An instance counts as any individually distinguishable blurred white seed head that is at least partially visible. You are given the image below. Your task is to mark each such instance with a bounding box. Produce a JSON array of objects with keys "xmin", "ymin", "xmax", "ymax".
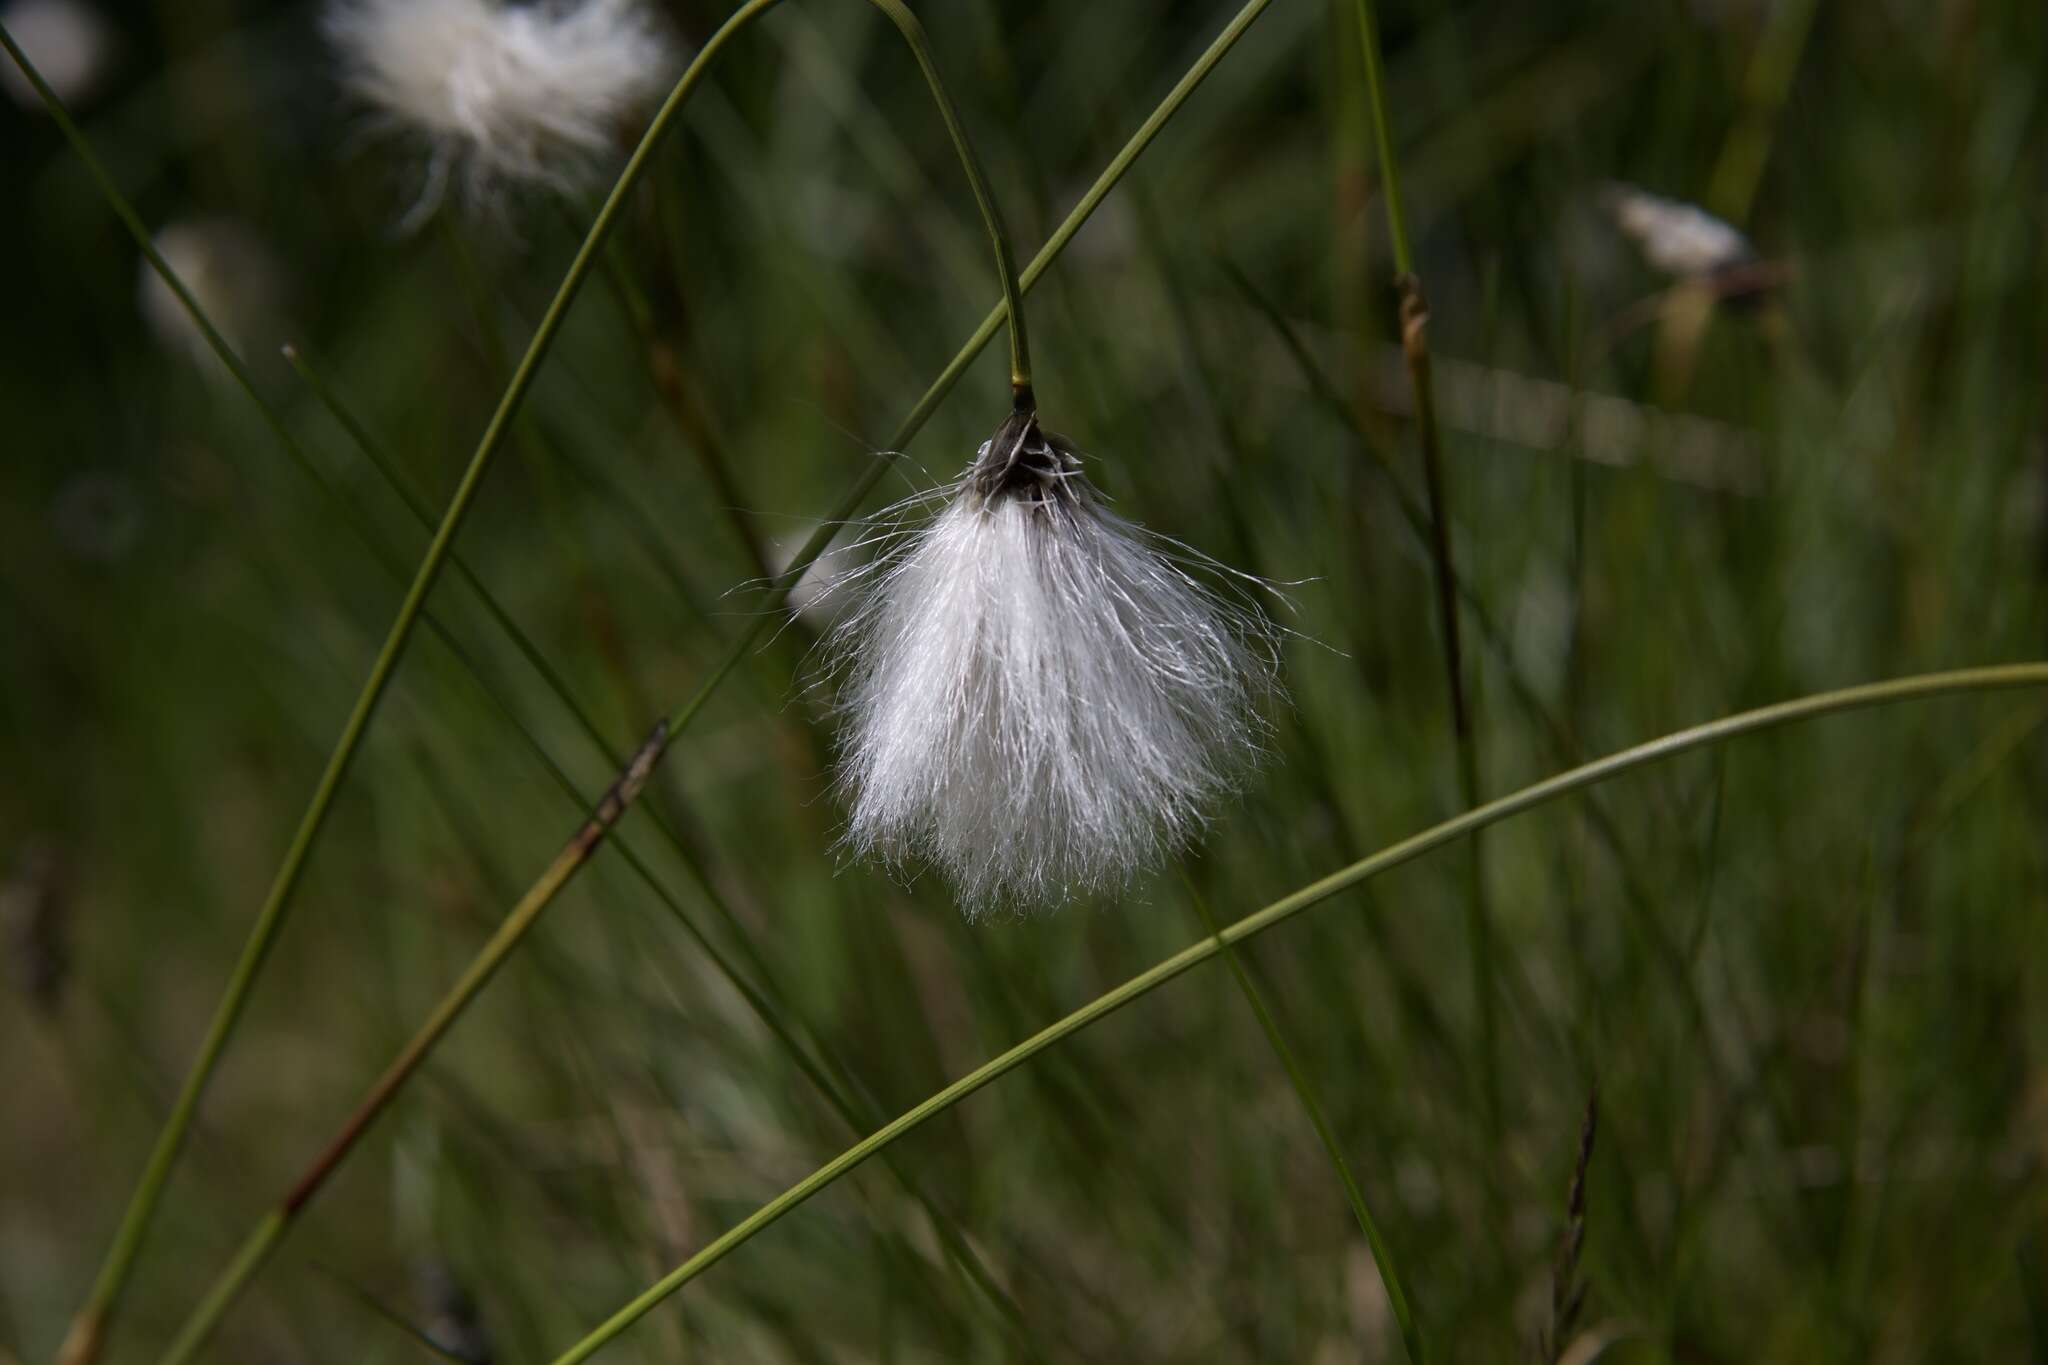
[
  {"xmin": 773, "ymin": 523, "xmax": 865, "ymax": 632},
  {"xmin": 324, "ymin": 0, "xmax": 678, "ymax": 223},
  {"xmin": 136, "ymin": 217, "xmax": 288, "ymax": 377},
  {"xmin": 827, "ymin": 412, "xmax": 1280, "ymax": 914},
  {"xmin": 0, "ymin": 0, "xmax": 115, "ymax": 111},
  {"xmin": 1602, "ymin": 183, "xmax": 1754, "ymax": 279}
]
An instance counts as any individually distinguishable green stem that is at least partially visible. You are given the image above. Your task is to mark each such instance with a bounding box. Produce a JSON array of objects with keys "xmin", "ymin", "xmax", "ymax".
[
  {"xmin": 1348, "ymin": 0, "xmax": 1497, "ymax": 1138},
  {"xmin": 12, "ymin": 2, "xmax": 789, "ymax": 1355},
  {"xmin": 156, "ymin": 1214, "xmax": 287, "ymax": 1365},
  {"xmin": 1704, "ymin": 0, "xmax": 1821, "ymax": 225},
  {"xmin": 547, "ymin": 663, "xmax": 2048, "ymax": 1363},
  {"xmin": 1185, "ymin": 878, "xmax": 1425, "ymax": 1363},
  {"xmin": 1350, "ymin": 0, "xmax": 1411, "ymax": 274},
  {"xmin": 864, "ymin": 0, "xmax": 1033, "ymax": 400}
]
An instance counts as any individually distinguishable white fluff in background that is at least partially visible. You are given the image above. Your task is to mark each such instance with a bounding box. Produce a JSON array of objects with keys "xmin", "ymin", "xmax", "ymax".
[
  {"xmin": 1602, "ymin": 183, "xmax": 1754, "ymax": 279},
  {"xmin": 137, "ymin": 217, "xmax": 288, "ymax": 376},
  {"xmin": 324, "ymin": 0, "xmax": 676, "ymax": 221},
  {"xmin": 0, "ymin": 0, "xmax": 115, "ymax": 110},
  {"xmin": 773, "ymin": 523, "xmax": 866, "ymax": 631},
  {"xmin": 828, "ymin": 417, "xmax": 1280, "ymax": 914}
]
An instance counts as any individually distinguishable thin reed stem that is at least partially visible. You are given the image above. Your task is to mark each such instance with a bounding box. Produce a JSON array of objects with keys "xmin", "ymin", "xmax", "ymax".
[
  {"xmin": 145, "ymin": 2, "xmax": 1278, "ymax": 1354},
  {"xmin": 556, "ymin": 192, "xmax": 780, "ymax": 583},
  {"xmin": 666, "ymin": 0, "xmax": 1277, "ymax": 736},
  {"xmin": 864, "ymin": 0, "xmax": 1033, "ymax": 400},
  {"xmin": 1185, "ymin": 878, "xmax": 1425, "ymax": 1364},
  {"xmin": 1348, "ymin": 0, "xmax": 1498, "ymax": 1138},
  {"xmin": 545, "ymin": 662, "xmax": 2048, "ymax": 1362},
  {"xmin": 1349, "ymin": 0, "xmax": 1411, "ymax": 276}
]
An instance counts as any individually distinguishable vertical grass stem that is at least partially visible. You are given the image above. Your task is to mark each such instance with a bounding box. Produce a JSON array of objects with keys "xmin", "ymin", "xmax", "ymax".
[{"xmin": 1350, "ymin": 0, "xmax": 1498, "ymax": 1136}]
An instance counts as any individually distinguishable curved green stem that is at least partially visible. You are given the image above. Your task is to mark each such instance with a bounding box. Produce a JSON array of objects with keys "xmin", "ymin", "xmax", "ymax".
[
  {"xmin": 865, "ymin": 0, "xmax": 1032, "ymax": 400},
  {"xmin": 1349, "ymin": 0, "xmax": 1495, "ymax": 1136},
  {"xmin": 548, "ymin": 663, "xmax": 2048, "ymax": 1363},
  {"xmin": 1351, "ymin": 0, "xmax": 1412, "ymax": 273}
]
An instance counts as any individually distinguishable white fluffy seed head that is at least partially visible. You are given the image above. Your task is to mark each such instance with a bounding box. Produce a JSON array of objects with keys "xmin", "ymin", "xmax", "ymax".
[
  {"xmin": 1602, "ymin": 183, "xmax": 1754, "ymax": 279},
  {"xmin": 324, "ymin": 0, "xmax": 677, "ymax": 223},
  {"xmin": 826, "ymin": 413, "xmax": 1281, "ymax": 915}
]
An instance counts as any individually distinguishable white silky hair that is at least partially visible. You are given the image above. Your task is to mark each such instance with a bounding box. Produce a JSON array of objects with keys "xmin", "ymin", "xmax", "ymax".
[
  {"xmin": 324, "ymin": 0, "xmax": 676, "ymax": 223},
  {"xmin": 827, "ymin": 420, "xmax": 1280, "ymax": 914}
]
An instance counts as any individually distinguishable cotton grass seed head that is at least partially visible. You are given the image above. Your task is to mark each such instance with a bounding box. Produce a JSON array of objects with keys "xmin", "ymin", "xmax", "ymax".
[
  {"xmin": 324, "ymin": 0, "xmax": 677, "ymax": 224},
  {"xmin": 828, "ymin": 409, "xmax": 1282, "ymax": 915},
  {"xmin": 1601, "ymin": 183, "xmax": 1754, "ymax": 280}
]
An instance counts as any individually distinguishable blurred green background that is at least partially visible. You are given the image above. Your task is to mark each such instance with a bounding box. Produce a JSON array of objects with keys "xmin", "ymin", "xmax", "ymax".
[{"xmin": 5, "ymin": 0, "xmax": 2048, "ymax": 1359}]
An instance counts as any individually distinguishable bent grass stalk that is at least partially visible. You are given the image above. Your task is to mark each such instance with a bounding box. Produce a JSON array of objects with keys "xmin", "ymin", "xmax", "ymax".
[
  {"xmin": 1349, "ymin": 0, "xmax": 1499, "ymax": 1139},
  {"xmin": 1185, "ymin": 878, "xmax": 1424, "ymax": 1364},
  {"xmin": 18, "ymin": 3, "xmax": 792, "ymax": 1354},
  {"xmin": 865, "ymin": 0, "xmax": 1032, "ymax": 400},
  {"xmin": 148, "ymin": 0, "xmax": 1278, "ymax": 1355},
  {"xmin": 546, "ymin": 663, "xmax": 2048, "ymax": 1363}
]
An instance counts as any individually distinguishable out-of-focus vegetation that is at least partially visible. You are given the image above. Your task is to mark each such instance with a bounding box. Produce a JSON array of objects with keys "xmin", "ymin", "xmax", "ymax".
[{"xmin": 4, "ymin": 0, "xmax": 2048, "ymax": 1360}]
